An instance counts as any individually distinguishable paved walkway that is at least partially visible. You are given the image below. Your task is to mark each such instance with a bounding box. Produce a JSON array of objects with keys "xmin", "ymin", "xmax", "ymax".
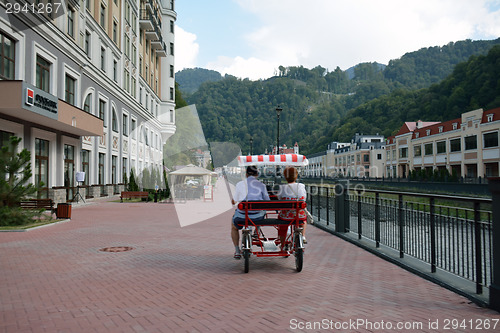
[{"xmin": 1, "ymin": 198, "xmax": 499, "ymax": 333}]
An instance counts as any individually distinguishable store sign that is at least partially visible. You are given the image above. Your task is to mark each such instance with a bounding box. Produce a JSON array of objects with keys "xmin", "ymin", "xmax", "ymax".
[{"xmin": 22, "ymin": 82, "xmax": 58, "ymax": 120}]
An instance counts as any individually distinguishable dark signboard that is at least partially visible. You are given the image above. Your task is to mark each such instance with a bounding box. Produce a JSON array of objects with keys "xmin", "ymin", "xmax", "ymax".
[{"xmin": 22, "ymin": 82, "xmax": 58, "ymax": 120}]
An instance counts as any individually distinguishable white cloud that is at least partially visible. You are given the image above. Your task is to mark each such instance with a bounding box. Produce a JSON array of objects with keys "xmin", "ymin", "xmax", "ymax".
[
  {"xmin": 205, "ymin": 56, "xmax": 279, "ymax": 80},
  {"xmin": 175, "ymin": 26, "xmax": 199, "ymax": 71},
  {"xmin": 179, "ymin": 0, "xmax": 500, "ymax": 79}
]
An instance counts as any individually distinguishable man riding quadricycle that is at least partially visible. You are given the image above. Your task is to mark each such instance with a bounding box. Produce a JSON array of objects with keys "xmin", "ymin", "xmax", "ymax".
[{"xmin": 230, "ymin": 154, "xmax": 309, "ymax": 273}]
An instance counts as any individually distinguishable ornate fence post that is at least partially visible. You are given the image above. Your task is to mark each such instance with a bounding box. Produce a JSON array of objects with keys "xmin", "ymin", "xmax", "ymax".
[{"xmin": 487, "ymin": 178, "xmax": 500, "ymax": 311}]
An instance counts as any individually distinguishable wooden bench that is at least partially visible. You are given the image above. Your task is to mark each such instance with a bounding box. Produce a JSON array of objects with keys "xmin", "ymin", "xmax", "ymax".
[
  {"xmin": 120, "ymin": 191, "xmax": 149, "ymax": 202},
  {"xmin": 236, "ymin": 200, "xmax": 306, "ymax": 226},
  {"xmin": 19, "ymin": 199, "xmax": 55, "ymax": 215}
]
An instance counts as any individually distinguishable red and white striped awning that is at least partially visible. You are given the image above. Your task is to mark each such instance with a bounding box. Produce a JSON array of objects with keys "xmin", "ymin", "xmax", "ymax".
[{"xmin": 238, "ymin": 154, "xmax": 309, "ymax": 167}]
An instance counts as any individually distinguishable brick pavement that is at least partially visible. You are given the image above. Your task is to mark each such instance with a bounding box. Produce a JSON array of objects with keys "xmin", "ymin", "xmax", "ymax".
[{"xmin": 1, "ymin": 199, "xmax": 499, "ymax": 333}]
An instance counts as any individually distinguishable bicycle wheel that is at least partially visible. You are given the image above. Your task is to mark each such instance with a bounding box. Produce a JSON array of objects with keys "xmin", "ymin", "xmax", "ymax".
[
  {"xmin": 295, "ymin": 248, "xmax": 303, "ymax": 272},
  {"xmin": 243, "ymin": 249, "xmax": 250, "ymax": 273}
]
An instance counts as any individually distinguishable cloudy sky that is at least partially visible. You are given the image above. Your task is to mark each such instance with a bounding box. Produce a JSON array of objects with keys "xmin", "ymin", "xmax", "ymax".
[{"xmin": 175, "ymin": 0, "xmax": 500, "ymax": 80}]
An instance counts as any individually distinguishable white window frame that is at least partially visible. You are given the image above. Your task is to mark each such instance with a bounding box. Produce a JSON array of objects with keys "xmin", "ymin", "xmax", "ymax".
[{"xmin": 32, "ymin": 42, "xmax": 58, "ymax": 94}]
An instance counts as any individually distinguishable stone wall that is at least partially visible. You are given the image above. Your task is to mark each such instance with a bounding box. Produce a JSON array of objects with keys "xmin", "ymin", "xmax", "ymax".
[{"xmin": 48, "ymin": 188, "xmax": 66, "ymax": 205}]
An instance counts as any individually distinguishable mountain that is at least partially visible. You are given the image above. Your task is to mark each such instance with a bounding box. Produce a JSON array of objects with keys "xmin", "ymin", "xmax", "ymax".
[
  {"xmin": 181, "ymin": 38, "xmax": 500, "ymax": 155},
  {"xmin": 175, "ymin": 68, "xmax": 223, "ymax": 95}
]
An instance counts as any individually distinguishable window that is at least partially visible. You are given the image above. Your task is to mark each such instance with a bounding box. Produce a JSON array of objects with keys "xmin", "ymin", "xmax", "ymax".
[
  {"xmin": 170, "ymin": 42, "xmax": 174, "ymax": 55},
  {"xmin": 0, "ymin": 32, "xmax": 15, "ymax": 79},
  {"xmin": 36, "ymin": 55, "xmax": 51, "ymax": 92},
  {"xmin": 139, "ymin": 57, "xmax": 142, "ymax": 75},
  {"xmin": 86, "ymin": 0, "xmax": 90, "ymax": 11},
  {"xmin": 124, "ymin": 71, "xmax": 130, "ymax": 93},
  {"xmin": 98, "ymin": 153, "xmax": 105, "ymax": 185},
  {"xmin": 131, "ymin": 119, "xmax": 136, "ymax": 139},
  {"xmin": 35, "ymin": 138, "xmax": 49, "ymax": 198},
  {"xmin": 111, "ymin": 155, "xmax": 117, "ymax": 184},
  {"xmin": 0, "ymin": 130, "xmax": 13, "ymax": 148},
  {"xmin": 399, "ymin": 147, "xmax": 408, "ymax": 158},
  {"xmin": 64, "ymin": 75, "xmax": 75, "ymax": 105},
  {"xmin": 424, "ymin": 143, "xmax": 433, "ymax": 155},
  {"xmin": 81, "ymin": 149, "xmax": 90, "ymax": 185},
  {"xmin": 131, "ymin": 77, "xmax": 136, "ymax": 97},
  {"xmin": 170, "ymin": 87, "xmax": 174, "ymax": 100},
  {"xmin": 123, "ymin": 114, "xmax": 128, "ymax": 136},
  {"xmin": 450, "ymin": 138, "xmax": 461, "ymax": 152},
  {"xmin": 113, "ymin": 21, "xmax": 118, "ymax": 44},
  {"xmin": 465, "ymin": 135, "xmax": 477, "ymax": 150},
  {"xmin": 170, "ymin": 110, "xmax": 174, "ymax": 123},
  {"xmin": 414, "ymin": 145, "xmax": 421, "ymax": 157},
  {"xmin": 83, "ymin": 94, "xmax": 91, "ymax": 113},
  {"xmin": 452, "ymin": 123, "xmax": 458, "ymax": 130},
  {"xmin": 426, "ymin": 129, "xmax": 431, "ymax": 136},
  {"xmin": 415, "ymin": 132, "xmax": 419, "ymax": 138},
  {"xmin": 113, "ymin": 60, "xmax": 117, "ymax": 81},
  {"xmin": 125, "ymin": 35, "xmax": 130, "ymax": 58},
  {"xmin": 363, "ymin": 155, "xmax": 369, "ymax": 162},
  {"xmin": 67, "ymin": 6, "xmax": 74, "ymax": 37},
  {"xmin": 100, "ymin": 3, "xmax": 106, "ymax": 27},
  {"xmin": 112, "ymin": 111, "xmax": 118, "ymax": 132},
  {"xmin": 122, "ymin": 157, "xmax": 127, "ymax": 183},
  {"xmin": 170, "ymin": 20, "xmax": 174, "ymax": 33},
  {"xmin": 132, "ymin": 45, "xmax": 137, "ymax": 65},
  {"xmin": 170, "ymin": 65, "xmax": 174, "ymax": 78},
  {"xmin": 487, "ymin": 114, "xmax": 494, "ymax": 122},
  {"xmin": 85, "ymin": 31, "xmax": 91, "ymax": 56},
  {"xmin": 170, "ymin": 0, "xmax": 174, "ymax": 11},
  {"xmin": 99, "ymin": 99, "xmax": 106, "ymax": 126},
  {"xmin": 436, "ymin": 141, "xmax": 446, "ymax": 154},
  {"xmin": 484, "ymin": 132, "xmax": 498, "ymax": 148},
  {"xmin": 438, "ymin": 126, "xmax": 443, "ymax": 133},
  {"xmin": 100, "ymin": 47, "xmax": 106, "ymax": 71},
  {"xmin": 64, "ymin": 144, "xmax": 75, "ymax": 200}
]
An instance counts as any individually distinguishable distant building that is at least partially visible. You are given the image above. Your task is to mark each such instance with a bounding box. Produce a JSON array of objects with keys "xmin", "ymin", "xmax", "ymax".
[
  {"xmin": 327, "ymin": 134, "xmax": 386, "ymax": 177},
  {"xmin": 386, "ymin": 107, "xmax": 500, "ymax": 179}
]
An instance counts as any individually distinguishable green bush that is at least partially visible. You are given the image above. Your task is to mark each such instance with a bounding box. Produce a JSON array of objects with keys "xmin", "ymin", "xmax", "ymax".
[{"xmin": 0, "ymin": 206, "xmax": 39, "ymax": 226}]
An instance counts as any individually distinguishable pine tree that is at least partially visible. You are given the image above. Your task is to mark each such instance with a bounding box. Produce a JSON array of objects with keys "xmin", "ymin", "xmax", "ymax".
[{"xmin": 0, "ymin": 136, "xmax": 37, "ymax": 207}]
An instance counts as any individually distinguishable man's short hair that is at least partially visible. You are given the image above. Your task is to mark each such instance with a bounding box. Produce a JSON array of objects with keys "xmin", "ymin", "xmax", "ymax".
[{"xmin": 246, "ymin": 166, "xmax": 259, "ymax": 176}]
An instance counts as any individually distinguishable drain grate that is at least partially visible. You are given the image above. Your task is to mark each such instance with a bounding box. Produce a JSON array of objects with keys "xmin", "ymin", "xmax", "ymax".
[{"xmin": 99, "ymin": 246, "xmax": 134, "ymax": 252}]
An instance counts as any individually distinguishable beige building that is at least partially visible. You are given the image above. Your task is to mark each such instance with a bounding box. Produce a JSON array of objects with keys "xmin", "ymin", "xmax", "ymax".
[
  {"xmin": 326, "ymin": 134, "xmax": 386, "ymax": 178},
  {"xmin": 386, "ymin": 107, "xmax": 500, "ymax": 179},
  {"xmin": 0, "ymin": 0, "xmax": 177, "ymax": 202}
]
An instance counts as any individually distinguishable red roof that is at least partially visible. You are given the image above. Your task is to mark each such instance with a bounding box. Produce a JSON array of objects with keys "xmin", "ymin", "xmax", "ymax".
[
  {"xmin": 481, "ymin": 107, "xmax": 500, "ymax": 123},
  {"xmin": 412, "ymin": 118, "xmax": 460, "ymax": 139}
]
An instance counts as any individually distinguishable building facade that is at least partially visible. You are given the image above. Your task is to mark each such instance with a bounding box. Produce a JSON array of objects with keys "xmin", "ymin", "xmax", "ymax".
[
  {"xmin": 326, "ymin": 134, "xmax": 386, "ymax": 178},
  {"xmin": 386, "ymin": 108, "xmax": 500, "ymax": 179},
  {"xmin": 0, "ymin": 0, "xmax": 176, "ymax": 202}
]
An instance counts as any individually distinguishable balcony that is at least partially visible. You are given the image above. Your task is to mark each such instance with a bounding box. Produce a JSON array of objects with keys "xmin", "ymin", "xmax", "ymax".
[
  {"xmin": 139, "ymin": 10, "xmax": 154, "ymax": 30},
  {"xmin": 155, "ymin": 42, "xmax": 167, "ymax": 57},
  {"xmin": 145, "ymin": 26, "xmax": 160, "ymax": 40}
]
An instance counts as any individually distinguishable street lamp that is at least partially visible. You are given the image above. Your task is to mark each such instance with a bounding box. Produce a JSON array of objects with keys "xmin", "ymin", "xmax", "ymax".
[
  {"xmin": 276, "ymin": 106, "xmax": 282, "ymax": 154},
  {"xmin": 249, "ymin": 137, "xmax": 253, "ymax": 155}
]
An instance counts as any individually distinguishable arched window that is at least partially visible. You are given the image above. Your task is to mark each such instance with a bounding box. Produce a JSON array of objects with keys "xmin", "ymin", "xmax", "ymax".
[
  {"xmin": 83, "ymin": 94, "xmax": 92, "ymax": 113},
  {"xmin": 111, "ymin": 109, "xmax": 118, "ymax": 132}
]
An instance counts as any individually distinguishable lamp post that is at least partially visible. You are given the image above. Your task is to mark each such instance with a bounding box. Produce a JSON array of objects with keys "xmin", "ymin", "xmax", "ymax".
[
  {"xmin": 276, "ymin": 106, "xmax": 282, "ymax": 154},
  {"xmin": 249, "ymin": 137, "xmax": 253, "ymax": 155}
]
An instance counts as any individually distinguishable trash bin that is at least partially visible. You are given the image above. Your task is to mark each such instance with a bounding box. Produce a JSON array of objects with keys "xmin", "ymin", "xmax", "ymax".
[{"xmin": 56, "ymin": 203, "xmax": 72, "ymax": 219}]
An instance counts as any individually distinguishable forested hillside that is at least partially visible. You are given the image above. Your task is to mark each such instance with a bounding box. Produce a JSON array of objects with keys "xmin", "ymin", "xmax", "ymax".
[{"xmin": 182, "ymin": 39, "xmax": 500, "ymax": 155}]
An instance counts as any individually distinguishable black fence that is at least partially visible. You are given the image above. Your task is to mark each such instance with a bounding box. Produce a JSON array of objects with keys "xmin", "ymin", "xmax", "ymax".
[{"xmin": 305, "ymin": 184, "xmax": 493, "ymax": 297}]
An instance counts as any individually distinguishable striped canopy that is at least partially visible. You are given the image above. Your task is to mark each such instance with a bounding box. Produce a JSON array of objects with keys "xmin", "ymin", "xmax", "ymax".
[{"xmin": 237, "ymin": 154, "xmax": 309, "ymax": 167}]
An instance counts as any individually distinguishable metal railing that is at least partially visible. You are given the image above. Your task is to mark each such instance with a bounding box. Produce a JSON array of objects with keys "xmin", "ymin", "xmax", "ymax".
[{"xmin": 306, "ymin": 184, "xmax": 493, "ymax": 295}]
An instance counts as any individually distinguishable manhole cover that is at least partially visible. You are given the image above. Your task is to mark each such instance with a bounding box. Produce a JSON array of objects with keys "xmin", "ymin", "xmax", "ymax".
[{"xmin": 99, "ymin": 246, "xmax": 134, "ymax": 252}]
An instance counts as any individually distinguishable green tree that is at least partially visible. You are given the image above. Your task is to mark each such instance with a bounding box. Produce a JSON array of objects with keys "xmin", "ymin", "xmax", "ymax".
[
  {"xmin": 128, "ymin": 168, "xmax": 139, "ymax": 191},
  {"xmin": 0, "ymin": 136, "xmax": 40, "ymax": 226},
  {"xmin": 0, "ymin": 136, "xmax": 38, "ymax": 207}
]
